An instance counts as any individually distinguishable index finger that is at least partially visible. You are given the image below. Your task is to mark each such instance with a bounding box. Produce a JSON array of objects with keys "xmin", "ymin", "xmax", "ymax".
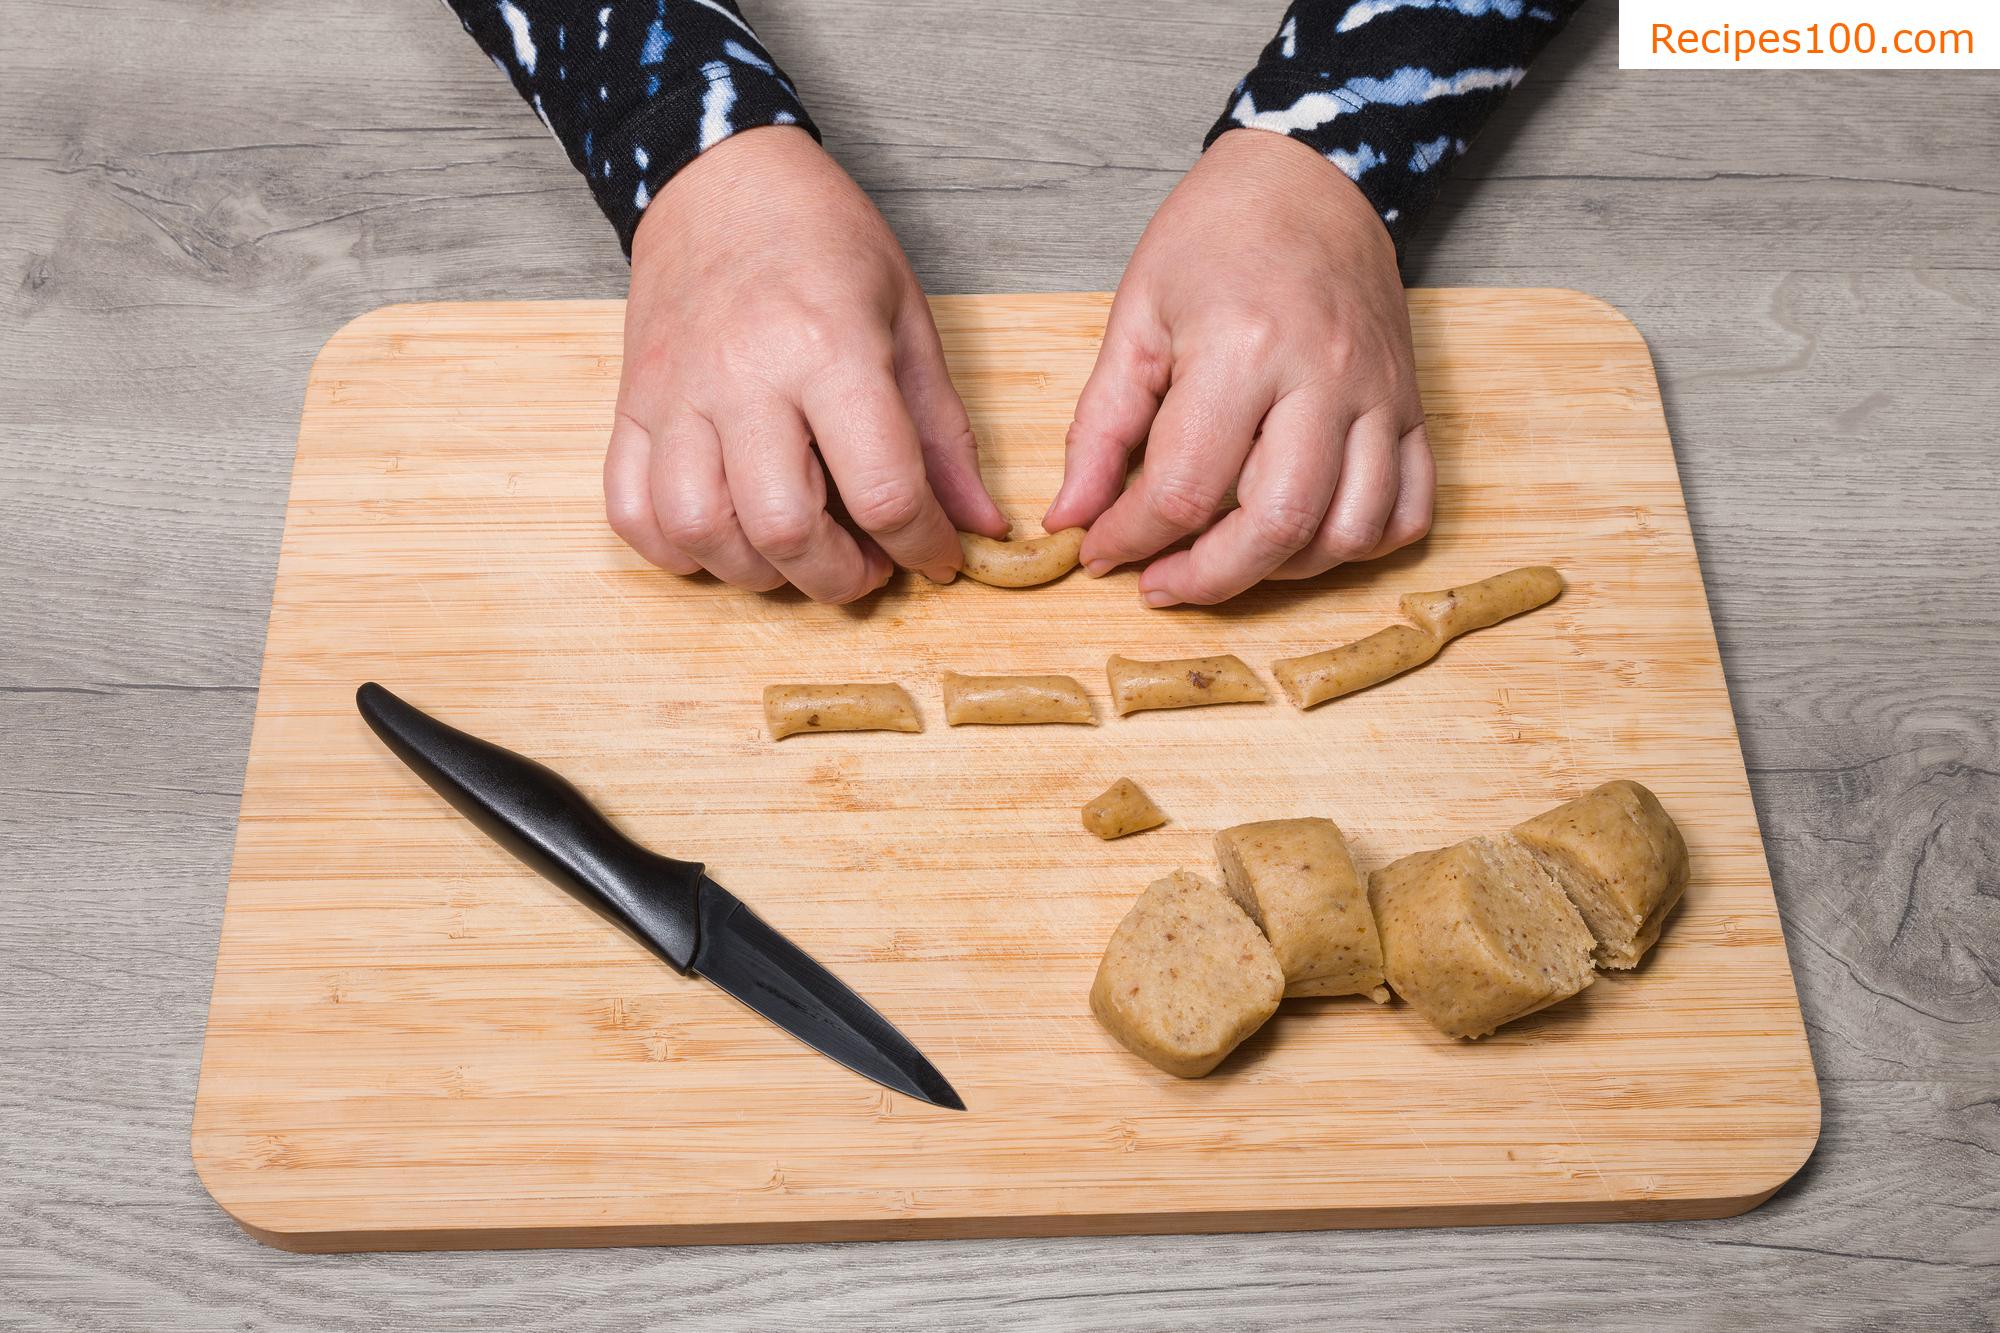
[{"xmin": 804, "ymin": 364, "xmax": 962, "ymax": 583}]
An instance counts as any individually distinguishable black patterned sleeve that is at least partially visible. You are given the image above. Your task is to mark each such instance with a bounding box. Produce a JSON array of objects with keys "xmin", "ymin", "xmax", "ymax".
[
  {"xmin": 445, "ymin": 0, "xmax": 818, "ymax": 255},
  {"xmin": 1208, "ymin": 0, "xmax": 1587, "ymax": 255}
]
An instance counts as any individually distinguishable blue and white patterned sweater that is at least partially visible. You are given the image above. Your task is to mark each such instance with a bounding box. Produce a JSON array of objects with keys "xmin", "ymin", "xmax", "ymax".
[{"xmin": 450, "ymin": 0, "xmax": 1583, "ymax": 257}]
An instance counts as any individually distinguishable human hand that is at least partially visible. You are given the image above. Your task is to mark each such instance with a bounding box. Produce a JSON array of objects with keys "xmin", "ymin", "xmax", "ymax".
[
  {"xmin": 1044, "ymin": 129, "xmax": 1433, "ymax": 607},
  {"xmin": 605, "ymin": 126, "xmax": 1007, "ymax": 602}
]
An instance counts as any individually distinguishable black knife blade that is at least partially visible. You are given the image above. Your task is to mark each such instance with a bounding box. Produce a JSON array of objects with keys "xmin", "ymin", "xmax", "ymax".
[
  {"xmin": 355, "ymin": 682, "xmax": 964, "ymax": 1111},
  {"xmin": 691, "ymin": 879, "xmax": 964, "ymax": 1111}
]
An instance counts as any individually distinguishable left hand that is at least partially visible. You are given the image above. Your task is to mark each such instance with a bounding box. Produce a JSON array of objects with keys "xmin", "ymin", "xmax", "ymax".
[{"xmin": 1044, "ymin": 128, "xmax": 1434, "ymax": 607}]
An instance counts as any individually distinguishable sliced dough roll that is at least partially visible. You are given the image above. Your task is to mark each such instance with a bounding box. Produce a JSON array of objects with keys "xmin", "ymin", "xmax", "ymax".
[
  {"xmin": 1106, "ymin": 654, "xmax": 1268, "ymax": 715},
  {"xmin": 1369, "ymin": 836, "xmax": 1595, "ymax": 1039},
  {"xmin": 1271, "ymin": 623, "xmax": 1441, "ymax": 709},
  {"xmin": 1090, "ymin": 871, "xmax": 1283, "ymax": 1078},
  {"xmin": 942, "ymin": 671, "xmax": 1094, "ymax": 726},
  {"xmin": 1215, "ymin": 818, "xmax": 1386, "ymax": 1001},
  {"xmin": 763, "ymin": 683, "xmax": 921, "ymax": 740},
  {"xmin": 1399, "ymin": 565, "xmax": 1564, "ymax": 643},
  {"xmin": 1512, "ymin": 779, "xmax": 1688, "ymax": 969}
]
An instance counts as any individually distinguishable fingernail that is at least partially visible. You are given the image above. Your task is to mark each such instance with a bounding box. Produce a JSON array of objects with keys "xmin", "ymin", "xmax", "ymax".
[
  {"xmin": 1143, "ymin": 590, "xmax": 1180, "ymax": 609},
  {"xmin": 1085, "ymin": 560, "xmax": 1114, "ymax": 578},
  {"xmin": 923, "ymin": 563, "xmax": 959, "ymax": 585}
]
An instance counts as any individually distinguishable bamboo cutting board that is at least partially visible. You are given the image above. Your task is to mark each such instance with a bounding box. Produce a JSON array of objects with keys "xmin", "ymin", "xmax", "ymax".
[{"xmin": 192, "ymin": 291, "xmax": 1819, "ymax": 1251}]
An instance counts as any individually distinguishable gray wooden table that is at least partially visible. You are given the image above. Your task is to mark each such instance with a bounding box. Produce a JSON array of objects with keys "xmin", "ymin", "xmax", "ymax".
[{"xmin": 3, "ymin": 2, "xmax": 1995, "ymax": 1328}]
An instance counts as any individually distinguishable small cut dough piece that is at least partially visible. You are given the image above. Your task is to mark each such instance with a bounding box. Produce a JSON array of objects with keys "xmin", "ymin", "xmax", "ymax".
[
  {"xmin": 1106, "ymin": 654, "xmax": 1268, "ymax": 716},
  {"xmin": 957, "ymin": 528, "xmax": 1085, "ymax": 587},
  {"xmin": 942, "ymin": 671, "xmax": 1094, "ymax": 726},
  {"xmin": 1511, "ymin": 779, "xmax": 1689, "ymax": 969},
  {"xmin": 1090, "ymin": 870, "xmax": 1284, "ymax": 1078},
  {"xmin": 764, "ymin": 683, "xmax": 921, "ymax": 740},
  {"xmin": 1215, "ymin": 818, "xmax": 1387, "ymax": 1000},
  {"xmin": 1271, "ymin": 624, "xmax": 1441, "ymax": 709},
  {"xmin": 1399, "ymin": 565, "xmax": 1565, "ymax": 643},
  {"xmin": 1369, "ymin": 836, "xmax": 1596, "ymax": 1039},
  {"xmin": 1082, "ymin": 777, "xmax": 1166, "ymax": 839}
]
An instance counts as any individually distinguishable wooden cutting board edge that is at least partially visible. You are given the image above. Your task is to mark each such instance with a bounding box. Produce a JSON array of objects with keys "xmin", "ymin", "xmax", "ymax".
[{"xmin": 190, "ymin": 289, "xmax": 1822, "ymax": 1253}]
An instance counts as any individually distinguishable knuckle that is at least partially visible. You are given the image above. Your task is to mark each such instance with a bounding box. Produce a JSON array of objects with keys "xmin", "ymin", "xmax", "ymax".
[
  {"xmin": 657, "ymin": 503, "xmax": 734, "ymax": 556},
  {"xmin": 845, "ymin": 477, "xmax": 926, "ymax": 535},
  {"xmin": 1146, "ymin": 472, "xmax": 1225, "ymax": 532},
  {"xmin": 935, "ymin": 425, "xmax": 981, "ymax": 460},
  {"xmin": 1249, "ymin": 497, "xmax": 1323, "ymax": 553},
  {"xmin": 1385, "ymin": 506, "xmax": 1433, "ymax": 551},
  {"xmin": 603, "ymin": 489, "xmax": 652, "ymax": 544},
  {"xmin": 742, "ymin": 506, "xmax": 819, "ymax": 562},
  {"xmin": 1323, "ymin": 515, "xmax": 1387, "ymax": 560},
  {"xmin": 1213, "ymin": 312, "xmax": 1284, "ymax": 365}
]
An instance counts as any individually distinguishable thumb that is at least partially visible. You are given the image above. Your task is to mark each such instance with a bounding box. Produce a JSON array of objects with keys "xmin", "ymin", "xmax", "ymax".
[
  {"xmin": 894, "ymin": 298, "xmax": 1009, "ymax": 539},
  {"xmin": 1044, "ymin": 305, "xmax": 1168, "ymax": 532}
]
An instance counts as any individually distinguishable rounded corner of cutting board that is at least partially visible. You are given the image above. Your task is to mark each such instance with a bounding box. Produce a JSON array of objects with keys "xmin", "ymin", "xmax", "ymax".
[
  {"xmin": 190, "ymin": 1130, "xmax": 308, "ymax": 1252},
  {"xmin": 1534, "ymin": 287, "xmax": 1656, "ymax": 350}
]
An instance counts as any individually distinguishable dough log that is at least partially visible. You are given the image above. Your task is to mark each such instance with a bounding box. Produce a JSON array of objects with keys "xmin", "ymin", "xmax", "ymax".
[
  {"xmin": 1090, "ymin": 870, "xmax": 1284, "ymax": 1078},
  {"xmin": 957, "ymin": 528, "xmax": 1085, "ymax": 588},
  {"xmin": 1271, "ymin": 624, "xmax": 1441, "ymax": 710},
  {"xmin": 1082, "ymin": 777, "xmax": 1166, "ymax": 839},
  {"xmin": 1106, "ymin": 654, "xmax": 1268, "ymax": 715},
  {"xmin": 1369, "ymin": 836, "xmax": 1595, "ymax": 1039},
  {"xmin": 942, "ymin": 672, "xmax": 1095, "ymax": 726},
  {"xmin": 1215, "ymin": 817, "xmax": 1387, "ymax": 1001},
  {"xmin": 1512, "ymin": 779, "xmax": 1688, "ymax": 969},
  {"xmin": 1399, "ymin": 565, "xmax": 1565, "ymax": 643},
  {"xmin": 763, "ymin": 683, "xmax": 922, "ymax": 740}
]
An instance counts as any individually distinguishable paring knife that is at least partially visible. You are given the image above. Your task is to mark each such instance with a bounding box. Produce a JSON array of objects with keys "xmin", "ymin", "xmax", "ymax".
[{"xmin": 355, "ymin": 682, "xmax": 964, "ymax": 1111}]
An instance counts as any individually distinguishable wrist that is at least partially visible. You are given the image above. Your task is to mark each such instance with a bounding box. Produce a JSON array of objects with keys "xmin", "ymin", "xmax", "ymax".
[
  {"xmin": 633, "ymin": 123, "xmax": 823, "ymax": 261},
  {"xmin": 1201, "ymin": 127, "xmax": 1397, "ymax": 258}
]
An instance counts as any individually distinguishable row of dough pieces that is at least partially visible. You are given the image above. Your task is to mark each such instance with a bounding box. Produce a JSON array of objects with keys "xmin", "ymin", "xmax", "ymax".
[
  {"xmin": 765, "ymin": 564, "xmax": 1566, "ymax": 738},
  {"xmin": 1091, "ymin": 780, "xmax": 1689, "ymax": 1077}
]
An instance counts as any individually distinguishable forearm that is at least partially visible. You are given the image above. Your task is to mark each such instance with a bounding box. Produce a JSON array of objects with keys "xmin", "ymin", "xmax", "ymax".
[
  {"xmin": 445, "ymin": 0, "xmax": 817, "ymax": 253},
  {"xmin": 1210, "ymin": 0, "xmax": 1587, "ymax": 254}
]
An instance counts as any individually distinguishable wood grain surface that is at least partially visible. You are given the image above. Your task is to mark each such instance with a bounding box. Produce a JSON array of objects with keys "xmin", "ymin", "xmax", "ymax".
[
  {"xmin": 188, "ymin": 291, "xmax": 1818, "ymax": 1249},
  {"xmin": 3, "ymin": 0, "xmax": 1995, "ymax": 1326}
]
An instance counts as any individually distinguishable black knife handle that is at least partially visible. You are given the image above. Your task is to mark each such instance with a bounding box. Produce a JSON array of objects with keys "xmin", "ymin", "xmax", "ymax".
[{"xmin": 356, "ymin": 682, "xmax": 706, "ymax": 973}]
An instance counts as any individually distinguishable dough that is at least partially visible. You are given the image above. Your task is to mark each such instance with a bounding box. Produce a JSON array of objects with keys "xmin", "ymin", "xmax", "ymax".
[
  {"xmin": 1106, "ymin": 654, "xmax": 1269, "ymax": 715},
  {"xmin": 958, "ymin": 528, "xmax": 1086, "ymax": 587},
  {"xmin": 1399, "ymin": 565, "xmax": 1565, "ymax": 643},
  {"xmin": 1369, "ymin": 836, "xmax": 1595, "ymax": 1039},
  {"xmin": 1090, "ymin": 870, "xmax": 1284, "ymax": 1078},
  {"xmin": 942, "ymin": 671, "xmax": 1095, "ymax": 726},
  {"xmin": 1082, "ymin": 777, "xmax": 1166, "ymax": 839},
  {"xmin": 1512, "ymin": 779, "xmax": 1688, "ymax": 969},
  {"xmin": 1271, "ymin": 624, "xmax": 1441, "ymax": 709},
  {"xmin": 763, "ymin": 683, "xmax": 921, "ymax": 740},
  {"xmin": 1215, "ymin": 818, "xmax": 1387, "ymax": 1000}
]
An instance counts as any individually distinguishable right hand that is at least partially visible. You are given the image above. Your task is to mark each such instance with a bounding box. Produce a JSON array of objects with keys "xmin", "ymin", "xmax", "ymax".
[{"xmin": 606, "ymin": 126, "xmax": 1008, "ymax": 603}]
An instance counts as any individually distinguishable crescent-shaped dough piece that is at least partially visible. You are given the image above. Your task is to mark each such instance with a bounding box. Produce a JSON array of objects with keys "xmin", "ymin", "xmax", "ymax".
[
  {"xmin": 1271, "ymin": 623, "xmax": 1441, "ymax": 709},
  {"xmin": 1369, "ymin": 836, "xmax": 1595, "ymax": 1039},
  {"xmin": 1399, "ymin": 565, "xmax": 1565, "ymax": 643},
  {"xmin": 1081, "ymin": 777, "xmax": 1166, "ymax": 839},
  {"xmin": 1090, "ymin": 870, "xmax": 1284, "ymax": 1078},
  {"xmin": 942, "ymin": 671, "xmax": 1095, "ymax": 726},
  {"xmin": 1511, "ymin": 780, "xmax": 1688, "ymax": 969},
  {"xmin": 957, "ymin": 528, "xmax": 1085, "ymax": 587},
  {"xmin": 1105, "ymin": 654, "xmax": 1268, "ymax": 716},
  {"xmin": 763, "ymin": 683, "xmax": 921, "ymax": 740}
]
